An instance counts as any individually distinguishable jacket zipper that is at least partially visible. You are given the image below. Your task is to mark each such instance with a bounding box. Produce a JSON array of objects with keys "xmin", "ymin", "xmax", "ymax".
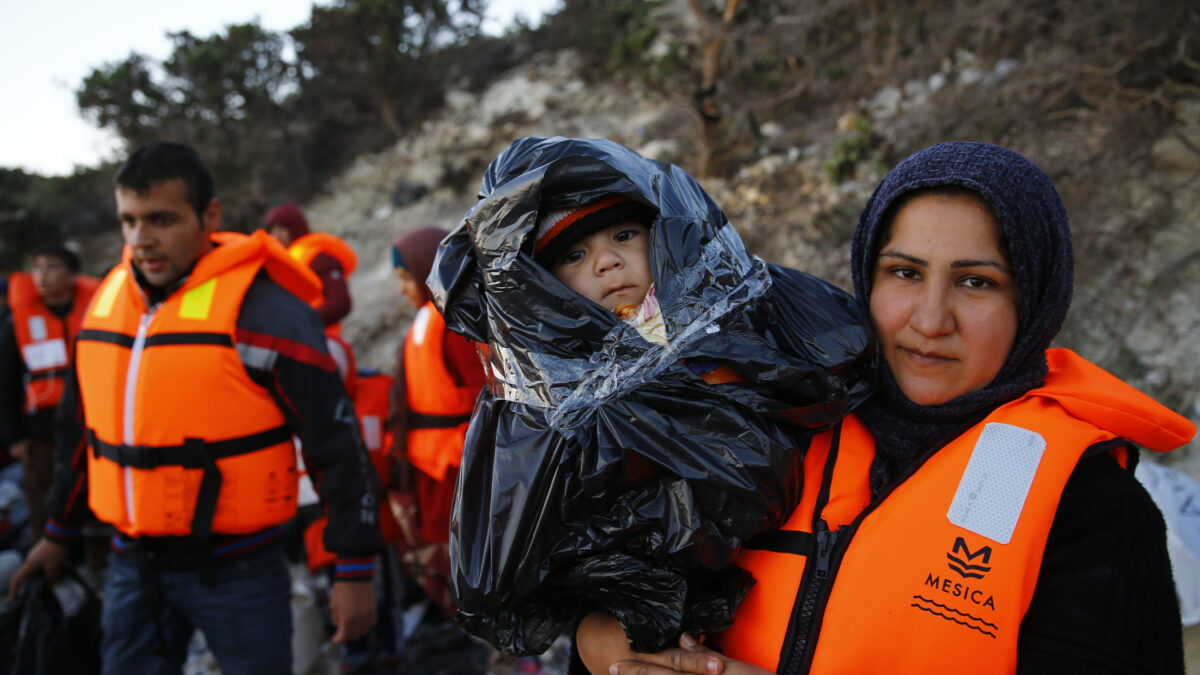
[
  {"xmin": 121, "ymin": 313, "xmax": 152, "ymax": 527},
  {"xmin": 776, "ymin": 417, "xmax": 990, "ymax": 673},
  {"xmin": 776, "ymin": 422, "xmax": 846, "ymax": 674},
  {"xmin": 780, "ymin": 519, "xmax": 839, "ymax": 675}
]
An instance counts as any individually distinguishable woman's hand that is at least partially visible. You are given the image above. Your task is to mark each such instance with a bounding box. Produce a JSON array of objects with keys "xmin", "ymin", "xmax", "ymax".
[{"xmin": 610, "ymin": 633, "xmax": 773, "ymax": 675}]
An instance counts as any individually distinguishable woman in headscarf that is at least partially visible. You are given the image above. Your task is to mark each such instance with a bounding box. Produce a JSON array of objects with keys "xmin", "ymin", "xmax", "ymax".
[{"xmin": 589, "ymin": 142, "xmax": 1195, "ymax": 674}]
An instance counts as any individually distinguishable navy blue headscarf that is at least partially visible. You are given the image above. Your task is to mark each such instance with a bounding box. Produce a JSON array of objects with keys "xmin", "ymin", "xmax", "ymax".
[{"xmin": 850, "ymin": 142, "xmax": 1074, "ymax": 494}]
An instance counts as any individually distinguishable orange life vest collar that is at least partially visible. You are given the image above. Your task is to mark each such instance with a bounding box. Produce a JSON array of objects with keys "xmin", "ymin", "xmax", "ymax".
[{"xmin": 288, "ymin": 232, "xmax": 358, "ymax": 277}]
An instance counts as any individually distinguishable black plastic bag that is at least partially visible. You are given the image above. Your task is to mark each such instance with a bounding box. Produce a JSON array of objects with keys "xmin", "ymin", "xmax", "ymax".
[
  {"xmin": 430, "ymin": 136, "xmax": 874, "ymax": 654},
  {"xmin": 0, "ymin": 568, "xmax": 102, "ymax": 675}
]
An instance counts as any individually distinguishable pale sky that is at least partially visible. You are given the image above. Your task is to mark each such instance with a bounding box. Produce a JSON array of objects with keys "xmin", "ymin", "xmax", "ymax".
[{"xmin": 0, "ymin": 0, "xmax": 557, "ymax": 176}]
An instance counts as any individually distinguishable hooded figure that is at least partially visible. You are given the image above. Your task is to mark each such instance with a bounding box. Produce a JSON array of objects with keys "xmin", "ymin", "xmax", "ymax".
[
  {"xmin": 849, "ymin": 141, "xmax": 1076, "ymax": 494},
  {"xmin": 430, "ymin": 137, "xmax": 874, "ymax": 654}
]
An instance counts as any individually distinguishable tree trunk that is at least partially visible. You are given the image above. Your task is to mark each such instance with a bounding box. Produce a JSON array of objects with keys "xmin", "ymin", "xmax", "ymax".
[{"xmin": 688, "ymin": 0, "xmax": 741, "ymax": 177}]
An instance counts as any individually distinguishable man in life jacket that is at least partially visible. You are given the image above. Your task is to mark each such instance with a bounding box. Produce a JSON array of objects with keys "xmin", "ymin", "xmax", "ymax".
[
  {"xmin": 264, "ymin": 203, "xmax": 357, "ymax": 334},
  {"xmin": 0, "ymin": 245, "xmax": 98, "ymax": 537},
  {"xmin": 8, "ymin": 142, "xmax": 383, "ymax": 674}
]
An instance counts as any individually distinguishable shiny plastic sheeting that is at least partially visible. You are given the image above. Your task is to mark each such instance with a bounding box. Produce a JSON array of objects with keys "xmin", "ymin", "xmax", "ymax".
[{"xmin": 429, "ymin": 137, "xmax": 873, "ymax": 654}]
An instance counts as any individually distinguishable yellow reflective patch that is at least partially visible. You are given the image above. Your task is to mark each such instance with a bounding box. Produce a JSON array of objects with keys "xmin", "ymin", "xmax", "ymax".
[
  {"xmin": 178, "ymin": 278, "xmax": 217, "ymax": 320},
  {"xmin": 91, "ymin": 269, "xmax": 127, "ymax": 318}
]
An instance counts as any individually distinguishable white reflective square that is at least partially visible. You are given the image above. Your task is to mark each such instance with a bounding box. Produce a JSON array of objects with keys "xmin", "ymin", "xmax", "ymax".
[
  {"xmin": 947, "ymin": 422, "xmax": 1046, "ymax": 545},
  {"xmin": 361, "ymin": 415, "xmax": 382, "ymax": 451},
  {"xmin": 22, "ymin": 338, "xmax": 68, "ymax": 371},
  {"xmin": 27, "ymin": 316, "xmax": 47, "ymax": 341}
]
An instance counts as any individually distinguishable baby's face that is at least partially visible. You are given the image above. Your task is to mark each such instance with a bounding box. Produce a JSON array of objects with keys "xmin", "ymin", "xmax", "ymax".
[{"xmin": 550, "ymin": 222, "xmax": 651, "ymax": 312}]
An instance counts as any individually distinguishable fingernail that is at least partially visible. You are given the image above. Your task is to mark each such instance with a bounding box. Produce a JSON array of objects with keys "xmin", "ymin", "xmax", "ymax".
[
  {"xmin": 609, "ymin": 667, "xmax": 618, "ymax": 675},
  {"xmin": 708, "ymin": 659, "xmax": 721, "ymax": 675},
  {"xmin": 680, "ymin": 633, "xmax": 697, "ymax": 648}
]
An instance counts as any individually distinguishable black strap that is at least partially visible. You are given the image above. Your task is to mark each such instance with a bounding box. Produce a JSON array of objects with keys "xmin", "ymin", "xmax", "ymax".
[
  {"xmin": 89, "ymin": 425, "xmax": 291, "ymax": 468},
  {"xmin": 95, "ymin": 426, "xmax": 288, "ymax": 586},
  {"xmin": 76, "ymin": 329, "xmax": 233, "ymax": 349},
  {"xmin": 743, "ymin": 529, "xmax": 815, "ymax": 555},
  {"xmin": 145, "ymin": 332, "xmax": 233, "ymax": 347},
  {"xmin": 77, "ymin": 329, "xmax": 135, "ymax": 348},
  {"xmin": 408, "ymin": 411, "xmax": 471, "ymax": 429},
  {"xmin": 26, "ymin": 367, "xmax": 69, "ymax": 381},
  {"xmin": 188, "ymin": 437, "xmax": 223, "ymax": 586}
]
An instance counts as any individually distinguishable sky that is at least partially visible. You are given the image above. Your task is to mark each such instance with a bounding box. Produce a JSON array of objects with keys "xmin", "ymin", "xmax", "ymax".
[{"xmin": 0, "ymin": 0, "xmax": 558, "ymax": 177}]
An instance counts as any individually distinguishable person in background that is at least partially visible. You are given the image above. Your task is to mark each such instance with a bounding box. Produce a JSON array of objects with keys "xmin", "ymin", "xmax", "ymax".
[
  {"xmin": 0, "ymin": 246, "xmax": 99, "ymax": 536},
  {"xmin": 592, "ymin": 142, "xmax": 1195, "ymax": 674},
  {"xmin": 9, "ymin": 141, "xmax": 383, "ymax": 674},
  {"xmin": 389, "ymin": 225, "xmax": 487, "ymax": 617},
  {"xmin": 389, "ymin": 224, "xmax": 491, "ymax": 671},
  {"xmin": 265, "ymin": 202, "xmax": 357, "ymax": 334}
]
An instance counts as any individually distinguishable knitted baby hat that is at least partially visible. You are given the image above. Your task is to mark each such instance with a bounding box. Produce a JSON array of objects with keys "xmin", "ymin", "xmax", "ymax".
[
  {"xmin": 534, "ymin": 195, "xmax": 656, "ymax": 265},
  {"xmin": 264, "ymin": 203, "xmax": 310, "ymax": 241}
]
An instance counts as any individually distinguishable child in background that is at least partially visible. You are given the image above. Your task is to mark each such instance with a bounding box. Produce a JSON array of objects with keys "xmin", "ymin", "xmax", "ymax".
[
  {"xmin": 389, "ymin": 226, "xmax": 487, "ymax": 619},
  {"xmin": 429, "ymin": 136, "xmax": 875, "ymax": 657}
]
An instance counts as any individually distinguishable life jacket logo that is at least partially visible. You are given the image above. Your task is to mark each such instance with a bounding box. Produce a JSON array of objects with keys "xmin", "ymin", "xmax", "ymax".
[
  {"xmin": 913, "ymin": 537, "xmax": 999, "ymax": 637},
  {"xmin": 947, "ymin": 536, "xmax": 991, "ymax": 579}
]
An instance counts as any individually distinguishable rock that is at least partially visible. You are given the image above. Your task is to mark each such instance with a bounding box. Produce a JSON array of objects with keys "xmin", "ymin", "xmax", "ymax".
[
  {"xmin": 868, "ymin": 86, "xmax": 902, "ymax": 118},
  {"xmin": 392, "ymin": 181, "xmax": 429, "ymax": 207},
  {"xmin": 1152, "ymin": 130, "xmax": 1200, "ymax": 173}
]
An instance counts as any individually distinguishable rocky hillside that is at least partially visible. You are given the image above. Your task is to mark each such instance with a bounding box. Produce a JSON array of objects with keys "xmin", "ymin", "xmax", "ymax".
[{"xmin": 307, "ymin": 46, "xmax": 1200, "ymax": 472}]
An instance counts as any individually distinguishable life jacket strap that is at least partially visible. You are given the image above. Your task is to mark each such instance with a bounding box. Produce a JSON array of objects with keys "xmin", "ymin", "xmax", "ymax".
[
  {"xmin": 90, "ymin": 424, "xmax": 291, "ymax": 582},
  {"xmin": 88, "ymin": 425, "xmax": 292, "ymax": 467},
  {"xmin": 408, "ymin": 411, "xmax": 471, "ymax": 429},
  {"xmin": 744, "ymin": 529, "xmax": 815, "ymax": 555},
  {"xmin": 25, "ymin": 367, "xmax": 69, "ymax": 381}
]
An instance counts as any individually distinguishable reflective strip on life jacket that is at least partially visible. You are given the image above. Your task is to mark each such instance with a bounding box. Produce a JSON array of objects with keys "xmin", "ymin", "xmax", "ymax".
[{"xmin": 355, "ymin": 371, "xmax": 395, "ymax": 485}]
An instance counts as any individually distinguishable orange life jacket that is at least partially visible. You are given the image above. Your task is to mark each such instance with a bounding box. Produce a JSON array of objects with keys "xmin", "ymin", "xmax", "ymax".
[
  {"xmin": 7, "ymin": 272, "xmax": 99, "ymax": 414},
  {"xmin": 716, "ymin": 348, "xmax": 1196, "ymax": 673},
  {"xmin": 76, "ymin": 230, "xmax": 322, "ymax": 539},
  {"xmin": 403, "ymin": 301, "xmax": 477, "ymax": 482},
  {"xmin": 356, "ymin": 371, "xmax": 396, "ymax": 487},
  {"xmin": 288, "ymin": 232, "xmax": 357, "ymax": 335}
]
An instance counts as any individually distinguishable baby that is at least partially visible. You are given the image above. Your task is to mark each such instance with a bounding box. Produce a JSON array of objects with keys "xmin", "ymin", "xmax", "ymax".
[
  {"xmin": 536, "ymin": 195, "xmax": 663, "ymax": 336},
  {"xmin": 430, "ymin": 136, "xmax": 873, "ymax": 656}
]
